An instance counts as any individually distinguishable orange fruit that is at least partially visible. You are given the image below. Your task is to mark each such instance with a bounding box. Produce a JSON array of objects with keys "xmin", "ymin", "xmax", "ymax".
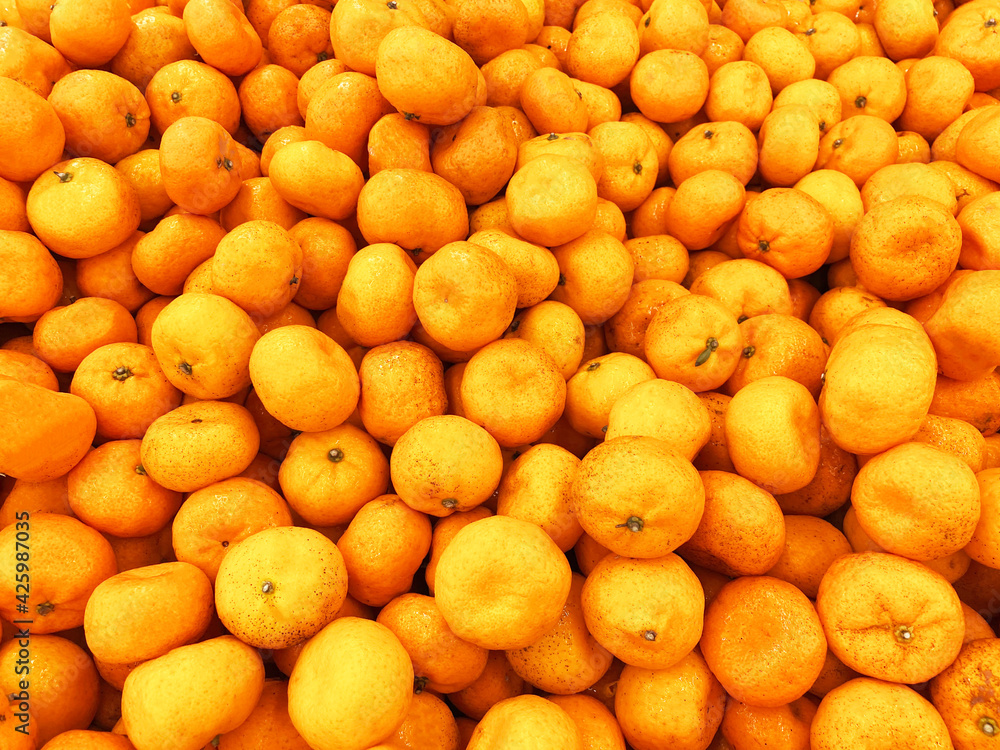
[
  {"xmin": 27, "ymin": 157, "xmax": 141, "ymax": 260},
  {"xmin": 83, "ymin": 561, "xmax": 213, "ymax": 665},
  {"xmin": 496, "ymin": 443, "xmax": 583, "ymax": 552},
  {"xmin": 504, "ymin": 571, "xmax": 614, "ymax": 695},
  {"xmin": 139, "ymin": 400, "xmax": 260, "ymax": 493},
  {"xmin": 412, "ymin": 240, "xmax": 518, "ymax": 353},
  {"xmin": 724, "ymin": 375, "xmax": 821, "ymax": 495},
  {"xmin": 852, "ymin": 441, "xmax": 981, "ymax": 562},
  {"xmin": 819, "ymin": 310, "xmax": 938, "ymax": 455},
  {"xmin": 816, "ymin": 551, "xmax": 965, "ymax": 684},
  {"xmin": 370, "ymin": 689, "xmax": 462, "ymax": 750},
  {"xmin": 582, "ymin": 552, "xmax": 703, "ymax": 670},
  {"xmin": 811, "ymin": 677, "xmax": 952, "ymax": 750},
  {"xmin": 466, "ymin": 695, "xmax": 583, "ymax": 750},
  {"xmin": 0, "ymin": 634, "xmax": 100, "ymax": 745},
  {"xmin": 605, "ymin": 378, "xmax": 711, "ymax": 461},
  {"xmin": 644, "ymin": 294, "xmax": 743, "ymax": 393},
  {"xmin": 150, "ymin": 292, "xmax": 260, "ymax": 401},
  {"xmin": 0, "ymin": 78, "xmax": 66, "ymax": 183},
  {"xmin": 214, "ymin": 525, "xmax": 348, "ymax": 649},
  {"xmin": 505, "ymin": 154, "xmax": 599, "ymax": 247},
  {"xmin": 434, "ymin": 514, "xmax": 572, "ymax": 650},
  {"xmin": 357, "ymin": 341, "xmax": 447, "ymax": 446},
  {"xmin": 249, "ymin": 325, "xmax": 360, "ymax": 433},
  {"xmin": 121, "ymin": 636, "xmax": 265, "ymax": 750},
  {"xmin": 929, "ymin": 638, "xmax": 1000, "ymax": 748},
  {"xmin": 171, "ymin": 477, "xmax": 293, "ymax": 583},
  {"xmin": 737, "ymin": 188, "xmax": 836, "ymax": 280},
  {"xmin": 376, "ymin": 26, "xmax": 480, "ymax": 126},
  {"xmin": 721, "ymin": 696, "xmax": 818, "ymax": 750},
  {"xmin": 0, "ymin": 513, "xmax": 117, "ymax": 633},
  {"xmin": 336, "ymin": 494, "xmax": 432, "ymax": 607},
  {"xmin": 67, "ymin": 439, "xmax": 182, "ymax": 539},
  {"xmin": 701, "ymin": 575, "xmax": 827, "ymax": 707},
  {"xmin": 0, "ymin": 231, "xmax": 63, "ymax": 324},
  {"xmin": 678, "ymin": 469, "xmax": 786, "ymax": 577},
  {"xmin": 571, "ymin": 435, "xmax": 705, "ymax": 558},
  {"xmin": 615, "ymin": 649, "xmax": 726, "ymax": 750},
  {"xmin": 287, "ymin": 617, "xmax": 413, "ymax": 750},
  {"xmin": 213, "ymin": 678, "xmax": 311, "ymax": 750},
  {"xmin": 376, "ymin": 592, "xmax": 489, "ymax": 694},
  {"xmin": 460, "ymin": 338, "xmax": 567, "ymax": 447},
  {"xmin": 390, "ymin": 414, "xmax": 503, "ymax": 517}
]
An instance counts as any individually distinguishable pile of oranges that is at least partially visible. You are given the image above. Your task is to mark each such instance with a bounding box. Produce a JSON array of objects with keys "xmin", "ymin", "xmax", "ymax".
[{"xmin": 2, "ymin": 0, "xmax": 1000, "ymax": 744}]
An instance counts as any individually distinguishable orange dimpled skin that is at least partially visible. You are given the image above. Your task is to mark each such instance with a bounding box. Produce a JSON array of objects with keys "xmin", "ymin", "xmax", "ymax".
[
  {"xmin": 701, "ymin": 575, "xmax": 828, "ymax": 708},
  {"xmin": 571, "ymin": 435, "xmax": 705, "ymax": 559},
  {"xmin": 816, "ymin": 551, "xmax": 965, "ymax": 685}
]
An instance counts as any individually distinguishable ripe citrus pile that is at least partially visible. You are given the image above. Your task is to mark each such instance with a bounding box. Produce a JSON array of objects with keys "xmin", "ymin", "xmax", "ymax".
[{"xmin": 2, "ymin": 0, "xmax": 1000, "ymax": 745}]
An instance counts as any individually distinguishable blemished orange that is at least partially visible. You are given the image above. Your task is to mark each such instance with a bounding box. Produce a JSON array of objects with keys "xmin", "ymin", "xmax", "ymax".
[
  {"xmin": 357, "ymin": 340, "xmax": 447, "ymax": 447},
  {"xmin": 496, "ymin": 443, "xmax": 583, "ymax": 552},
  {"xmin": 214, "ymin": 525, "xmax": 349, "ymax": 650},
  {"xmin": 816, "ymin": 551, "xmax": 965, "ymax": 684},
  {"xmin": 930, "ymin": 638, "xmax": 1000, "ymax": 749},
  {"xmin": 460, "ymin": 337, "xmax": 567, "ymax": 447},
  {"xmin": 390, "ymin": 414, "xmax": 503, "ymax": 517},
  {"xmin": 139, "ymin": 400, "xmax": 260, "ymax": 493},
  {"xmin": 678, "ymin": 469, "xmax": 786, "ymax": 577},
  {"xmin": 701, "ymin": 575, "xmax": 827, "ymax": 708},
  {"xmin": 505, "ymin": 571, "xmax": 614, "ymax": 695}
]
